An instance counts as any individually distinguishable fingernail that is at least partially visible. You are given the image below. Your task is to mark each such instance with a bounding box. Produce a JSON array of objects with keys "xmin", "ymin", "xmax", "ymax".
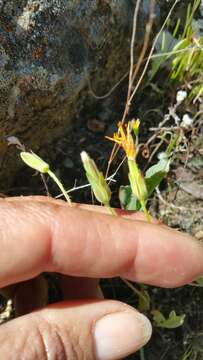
[{"xmin": 94, "ymin": 311, "xmax": 152, "ymax": 360}]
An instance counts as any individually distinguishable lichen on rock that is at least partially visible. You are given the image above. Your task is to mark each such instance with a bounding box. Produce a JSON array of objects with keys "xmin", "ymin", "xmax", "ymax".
[{"xmin": 0, "ymin": 0, "xmax": 155, "ymax": 188}]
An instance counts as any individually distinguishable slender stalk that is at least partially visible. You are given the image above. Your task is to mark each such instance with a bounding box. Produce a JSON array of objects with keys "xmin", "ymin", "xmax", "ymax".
[
  {"xmin": 139, "ymin": 347, "xmax": 145, "ymax": 360},
  {"xmin": 121, "ymin": 278, "xmax": 149, "ymax": 304},
  {"xmin": 106, "ymin": 204, "xmax": 117, "ymax": 216},
  {"xmin": 141, "ymin": 201, "xmax": 151, "ymax": 223},
  {"xmin": 106, "ymin": 1, "xmax": 155, "ymax": 178},
  {"xmin": 48, "ymin": 170, "xmax": 72, "ymax": 206},
  {"xmin": 121, "ymin": 0, "xmax": 155, "ymax": 123},
  {"xmin": 129, "ymin": 0, "xmax": 180, "ymax": 105},
  {"xmin": 121, "ymin": 0, "xmax": 142, "ymax": 124}
]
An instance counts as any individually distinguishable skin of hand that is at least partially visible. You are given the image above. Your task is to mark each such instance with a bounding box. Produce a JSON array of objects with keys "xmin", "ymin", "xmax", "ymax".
[{"xmin": 0, "ymin": 196, "xmax": 203, "ymax": 360}]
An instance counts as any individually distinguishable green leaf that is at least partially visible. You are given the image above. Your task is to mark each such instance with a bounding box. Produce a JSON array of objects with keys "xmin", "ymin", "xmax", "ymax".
[
  {"xmin": 148, "ymin": 52, "xmax": 167, "ymax": 82},
  {"xmin": 196, "ymin": 276, "xmax": 203, "ymax": 285},
  {"xmin": 119, "ymin": 185, "xmax": 131, "ymax": 208},
  {"xmin": 193, "ymin": 276, "xmax": 203, "ymax": 286},
  {"xmin": 119, "ymin": 157, "xmax": 170, "ymax": 210},
  {"xmin": 145, "ymin": 171, "xmax": 166, "ymax": 196},
  {"xmin": 152, "ymin": 310, "xmax": 185, "ymax": 329},
  {"xmin": 148, "ymin": 30, "xmax": 178, "ymax": 82},
  {"xmin": 144, "ymin": 157, "xmax": 170, "ymax": 196},
  {"xmin": 145, "ymin": 158, "xmax": 170, "ymax": 178},
  {"xmin": 172, "ymin": 38, "xmax": 188, "ymax": 52},
  {"xmin": 172, "ymin": 18, "xmax": 181, "ymax": 37},
  {"xmin": 119, "ymin": 185, "xmax": 141, "ymax": 211}
]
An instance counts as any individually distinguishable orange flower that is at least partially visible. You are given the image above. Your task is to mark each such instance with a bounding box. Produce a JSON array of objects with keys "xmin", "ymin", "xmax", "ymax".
[{"xmin": 106, "ymin": 121, "xmax": 136, "ymax": 160}]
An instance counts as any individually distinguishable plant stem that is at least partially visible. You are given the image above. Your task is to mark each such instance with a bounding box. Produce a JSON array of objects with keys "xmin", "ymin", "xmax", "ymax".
[
  {"xmin": 106, "ymin": 204, "xmax": 117, "ymax": 216},
  {"xmin": 141, "ymin": 201, "xmax": 151, "ymax": 223},
  {"xmin": 48, "ymin": 170, "xmax": 72, "ymax": 206},
  {"xmin": 139, "ymin": 347, "xmax": 145, "ymax": 360},
  {"xmin": 121, "ymin": 278, "xmax": 149, "ymax": 305}
]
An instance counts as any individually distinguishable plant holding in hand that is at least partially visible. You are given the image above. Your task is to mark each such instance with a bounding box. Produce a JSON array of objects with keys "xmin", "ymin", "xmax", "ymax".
[
  {"xmin": 79, "ymin": 118, "xmax": 173, "ymax": 224},
  {"xmin": 19, "ymin": 118, "xmax": 172, "ymax": 224},
  {"xmin": 79, "ymin": 121, "xmax": 186, "ymax": 333},
  {"xmin": 19, "ymin": 135, "xmax": 185, "ymax": 332}
]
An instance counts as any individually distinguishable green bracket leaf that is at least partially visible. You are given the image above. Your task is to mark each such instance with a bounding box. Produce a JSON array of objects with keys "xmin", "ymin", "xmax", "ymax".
[
  {"xmin": 119, "ymin": 155, "xmax": 171, "ymax": 211},
  {"xmin": 195, "ymin": 276, "xmax": 203, "ymax": 285},
  {"xmin": 152, "ymin": 310, "xmax": 185, "ymax": 329},
  {"xmin": 145, "ymin": 157, "xmax": 170, "ymax": 178},
  {"xmin": 145, "ymin": 171, "xmax": 166, "ymax": 196},
  {"xmin": 119, "ymin": 185, "xmax": 141, "ymax": 211}
]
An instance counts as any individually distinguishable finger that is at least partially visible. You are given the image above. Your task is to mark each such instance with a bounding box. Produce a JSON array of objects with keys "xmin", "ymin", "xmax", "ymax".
[
  {"xmin": 6, "ymin": 195, "xmax": 156, "ymax": 222},
  {"xmin": 0, "ymin": 300, "xmax": 152, "ymax": 360},
  {"xmin": 0, "ymin": 197, "xmax": 203, "ymax": 288}
]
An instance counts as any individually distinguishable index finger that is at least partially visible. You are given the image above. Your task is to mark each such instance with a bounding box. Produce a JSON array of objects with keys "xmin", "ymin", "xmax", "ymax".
[{"xmin": 0, "ymin": 197, "xmax": 203, "ymax": 288}]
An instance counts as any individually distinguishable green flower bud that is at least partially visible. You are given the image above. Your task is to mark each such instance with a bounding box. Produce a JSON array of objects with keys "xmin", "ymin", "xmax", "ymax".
[
  {"xmin": 132, "ymin": 118, "xmax": 140, "ymax": 137},
  {"xmin": 128, "ymin": 159, "xmax": 148, "ymax": 203},
  {"xmin": 20, "ymin": 152, "xmax": 49, "ymax": 173},
  {"xmin": 81, "ymin": 151, "xmax": 111, "ymax": 206}
]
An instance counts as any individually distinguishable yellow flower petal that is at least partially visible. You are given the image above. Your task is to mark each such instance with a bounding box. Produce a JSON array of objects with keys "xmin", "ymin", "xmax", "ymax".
[{"xmin": 106, "ymin": 121, "xmax": 136, "ymax": 159}]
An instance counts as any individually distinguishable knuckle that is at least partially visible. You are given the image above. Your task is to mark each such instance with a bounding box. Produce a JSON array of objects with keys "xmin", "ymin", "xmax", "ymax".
[{"xmin": 29, "ymin": 317, "xmax": 89, "ymax": 360}]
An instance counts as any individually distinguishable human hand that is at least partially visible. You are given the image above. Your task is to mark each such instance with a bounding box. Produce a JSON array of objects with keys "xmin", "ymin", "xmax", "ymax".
[{"xmin": 0, "ymin": 196, "xmax": 203, "ymax": 360}]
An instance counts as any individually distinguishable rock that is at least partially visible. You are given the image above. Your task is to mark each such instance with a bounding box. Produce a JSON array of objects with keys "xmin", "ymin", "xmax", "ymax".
[
  {"xmin": 87, "ymin": 118, "xmax": 105, "ymax": 133},
  {"xmin": 0, "ymin": 0, "xmax": 139, "ymax": 187},
  {"xmin": 0, "ymin": 0, "xmax": 187, "ymax": 188}
]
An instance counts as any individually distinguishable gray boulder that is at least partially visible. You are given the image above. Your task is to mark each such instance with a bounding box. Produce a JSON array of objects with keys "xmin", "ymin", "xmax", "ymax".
[
  {"xmin": 0, "ymin": 0, "xmax": 150, "ymax": 187},
  {"xmin": 1, "ymin": 0, "xmax": 187, "ymax": 187}
]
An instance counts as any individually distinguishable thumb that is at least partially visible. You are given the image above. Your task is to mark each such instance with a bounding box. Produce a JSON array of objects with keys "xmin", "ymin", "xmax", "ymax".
[{"xmin": 0, "ymin": 300, "xmax": 152, "ymax": 360}]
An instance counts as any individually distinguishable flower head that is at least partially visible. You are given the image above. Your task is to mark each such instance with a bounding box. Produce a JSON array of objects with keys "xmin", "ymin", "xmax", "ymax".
[
  {"xmin": 106, "ymin": 121, "xmax": 136, "ymax": 160},
  {"xmin": 181, "ymin": 113, "xmax": 193, "ymax": 127},
  {"xmin": 81, "ymin": 151, "xmax": 111, "ymax": 206},
  {"xmin": 20, "ymin": 152, "xmax": 50, "ymax": 173},
  {"xmin": 176, "ymin": 90, "xmax": 187, "ymax": 104}
]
